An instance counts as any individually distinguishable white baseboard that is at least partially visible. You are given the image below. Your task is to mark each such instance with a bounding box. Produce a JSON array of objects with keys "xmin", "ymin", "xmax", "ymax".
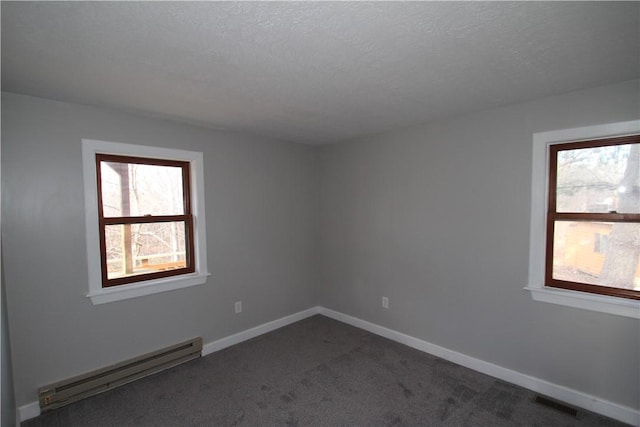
[
  {"xmin": 17, "ymin": 401, "xmax": 40, "ymax": 426},
  {"xmin": 202, "ymin": 306, "xmax": 321, "ymax": 356},
  {"xmin": 17, "ymin": 306, "xmax": 639, "ymax": 426},
  {"xmin": 318, "ymin": 307, "xmax": 639, "ymax": 427}
]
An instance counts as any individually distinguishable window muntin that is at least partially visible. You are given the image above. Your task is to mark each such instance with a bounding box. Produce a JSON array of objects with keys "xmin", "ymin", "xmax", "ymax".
[
  {"xmin": 96, "ymin": 154, "xmax": 195, "ymax": 288},
  {"xmin": 546, "ymin": 135, "xmax": 640, "ymax": 300}
]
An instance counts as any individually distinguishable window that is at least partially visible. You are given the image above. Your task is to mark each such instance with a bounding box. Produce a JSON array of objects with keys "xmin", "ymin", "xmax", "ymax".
[
  {"xmin": 546, "ymin": 136, "xmax": 639, "ymax": 300},
  {"xmin": 96, "ymin": 155, "xmax": 195, "ymax": 287},
  {"xmin": 83, "ymin": 140, "xmax": 209, "ymax": 304},
  {"xmin": 527, "ymin": 121, "xmax": 640, "ymax": 318}
]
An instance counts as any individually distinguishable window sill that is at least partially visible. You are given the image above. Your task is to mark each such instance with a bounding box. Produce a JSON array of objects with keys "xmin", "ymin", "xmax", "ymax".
[
  {"xmin": 87, "ymin": 272, "xmax": 210, "ymax": 305},
  {"xmin": 524, "ymin": 286, "xmax": 639, "ymax": 319}
]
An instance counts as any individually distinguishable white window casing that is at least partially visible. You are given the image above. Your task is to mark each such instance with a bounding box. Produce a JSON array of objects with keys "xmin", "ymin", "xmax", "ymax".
[
  {"xmin": 82, "ymin": 139, "xmax": 210, "ymax": 304},
  {"xmin": 526, "ymin": 120, "xmax": 640, "ymax": 318}
]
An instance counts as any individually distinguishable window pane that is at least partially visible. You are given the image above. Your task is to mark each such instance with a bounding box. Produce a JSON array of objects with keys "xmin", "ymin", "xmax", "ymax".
[
  {"xmin": 100, "ymin": 161, "xmax": 185, "ymax": 217},
  {"xmin": 556, "ymin": 143, "xmax": 639, "ymax": 213},
  {"xmin": 552, "ymin": 221, "xmax": 640, "ymax": 290},
  {"xmin": 105, "ymin": 222, "xmax": 188, "ymax": 280}
]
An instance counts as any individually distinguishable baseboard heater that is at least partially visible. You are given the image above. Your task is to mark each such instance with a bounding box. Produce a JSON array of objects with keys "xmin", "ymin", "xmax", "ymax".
[{"xmin": 38, "ymin": 337, "xmax": 202, "ymax": 412}]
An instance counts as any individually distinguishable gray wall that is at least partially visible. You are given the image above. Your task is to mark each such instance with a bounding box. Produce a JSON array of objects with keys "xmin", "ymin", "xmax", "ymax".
[
  {"xmin": 1, "ymin": 92, "xmax": 318, "ymax": 407},
  {"xmin": 318, "ymin": 80, "xmax": 640, "ymax": 409}
]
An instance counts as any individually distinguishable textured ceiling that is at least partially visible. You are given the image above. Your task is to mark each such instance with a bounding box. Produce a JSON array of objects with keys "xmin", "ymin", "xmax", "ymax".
[{"xmin": 2, "ymin": 2, "xmax": 639, "ymax": 145}]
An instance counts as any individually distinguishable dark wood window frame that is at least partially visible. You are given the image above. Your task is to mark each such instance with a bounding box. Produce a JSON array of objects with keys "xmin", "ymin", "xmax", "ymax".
[
  {"xmin": 95, "ymin": 154, "xmax": 196, "ymax": 288},
  {"xmin": 545, "ymin": 134, "xmax": 640, "ymax": 300}
]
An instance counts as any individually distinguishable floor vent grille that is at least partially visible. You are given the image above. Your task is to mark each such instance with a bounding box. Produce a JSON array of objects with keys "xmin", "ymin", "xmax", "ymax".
[
  {"xmin": 39, "ymin": 337, "xmax": 202, "ymax": 411},
  {"xmin": 534, "ymin": 395, "xmax": 578, "ymax": 417}
]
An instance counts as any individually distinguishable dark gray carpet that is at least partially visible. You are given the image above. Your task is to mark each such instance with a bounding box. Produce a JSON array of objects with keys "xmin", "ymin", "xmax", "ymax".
[{"xmin": 23, "ymin": 315, "xmax": 627, "ymax": 426}]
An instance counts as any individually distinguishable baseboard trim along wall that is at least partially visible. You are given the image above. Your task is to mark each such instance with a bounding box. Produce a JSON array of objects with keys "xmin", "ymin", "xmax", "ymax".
[
  {"xmin": 16, "ymin": 401, "xmax": 40, "ymax": 426},
  {"xmin": 18, "ymin": 306, "xmax": 639, "ymax": 426},
  {"xmin": 316, "ymin": 307, "xmax": 639, "ymax": 427},
  {"xmin": 202, "ymin": 307, "xmax": 321, "ymax": 356}
]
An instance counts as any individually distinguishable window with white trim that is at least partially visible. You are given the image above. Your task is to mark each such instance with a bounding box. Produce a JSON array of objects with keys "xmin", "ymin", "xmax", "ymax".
[
  {"xmin": 82, "ymin": 139, "xmax": 209, "ymax": 305},
  {"xmin": 527, "ymin": 121, "xmax": 640, "ymax": 318}
]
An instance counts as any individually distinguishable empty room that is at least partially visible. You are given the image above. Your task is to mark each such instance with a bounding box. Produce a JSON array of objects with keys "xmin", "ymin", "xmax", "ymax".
[{"xmin": 1, "ymin": 2, "xmax": 639, "ymax": 426}]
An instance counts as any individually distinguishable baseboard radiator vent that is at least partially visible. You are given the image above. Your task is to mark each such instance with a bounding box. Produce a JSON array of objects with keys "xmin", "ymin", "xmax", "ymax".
[{"xmin": 38, "ymin": 337, "xmax": 202, "ymax": 412}]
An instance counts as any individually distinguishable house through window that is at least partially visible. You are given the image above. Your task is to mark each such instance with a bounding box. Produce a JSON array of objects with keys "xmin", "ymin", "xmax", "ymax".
[
  {"xmin": 546, "ymin": 135, "xmax": 640, "ymax": 300},
  {"xmin": 594, "ymin": 233, "xmax": 609, "ymax": 254}
]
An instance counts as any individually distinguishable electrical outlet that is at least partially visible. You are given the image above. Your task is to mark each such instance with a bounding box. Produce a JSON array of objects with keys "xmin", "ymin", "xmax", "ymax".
[
  {"xmin": 234, "ymin": 301, "xmax": 242, "ymax": 314},
  {"xmin": 382, "ymin": 296, "xmax": 389, "ymax": 309}
]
